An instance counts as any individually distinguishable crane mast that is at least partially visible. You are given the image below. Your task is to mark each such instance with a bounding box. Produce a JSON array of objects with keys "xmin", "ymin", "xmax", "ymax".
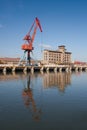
[{"xmin": 21, "ymin": 17, "xmax": 42, "ymax": 65}]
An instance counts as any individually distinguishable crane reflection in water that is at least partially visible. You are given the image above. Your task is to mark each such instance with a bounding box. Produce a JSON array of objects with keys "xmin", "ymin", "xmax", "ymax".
[{"xmin": 22, "ymin": 74, "xmax": 42, "ymax": 121}]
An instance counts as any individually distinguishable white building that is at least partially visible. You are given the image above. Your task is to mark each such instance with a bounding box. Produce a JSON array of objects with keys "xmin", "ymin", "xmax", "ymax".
[{"xmin": 43, "ymin": 45, "xmax": 72, "ymax": 65}]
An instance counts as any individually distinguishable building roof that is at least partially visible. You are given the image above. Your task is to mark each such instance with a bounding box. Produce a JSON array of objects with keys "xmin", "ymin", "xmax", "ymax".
[
  {"xmin": 44, "ymin": 49, "xmax": 62, "ymax": 53},
  {"xmin": 65, "ymin": 52, "xmax": 72, "ymax": 54},
  {"xmin": 58, "ymin": 45, "xmax": 65, "ymax": 47},
  {"xmin": 44, "ymin": 49, "xmax": 71, "ymax": 54},
  {"xmin": 0, "ymin": 57, "xmax": 20, "ymax": 62}
]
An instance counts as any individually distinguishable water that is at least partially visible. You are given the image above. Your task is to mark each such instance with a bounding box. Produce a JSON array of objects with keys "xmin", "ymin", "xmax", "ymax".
[{"xmin": 0, "ymin": 71, "xmax": 87, "ymax": 130}]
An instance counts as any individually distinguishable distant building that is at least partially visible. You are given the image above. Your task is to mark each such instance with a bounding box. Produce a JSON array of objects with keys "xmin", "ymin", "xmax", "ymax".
[
  {"xmin": 0, "ymin": 57, "xmax": 40, "ymax": 65},
  {"xmin": 43, "ymin": 45, "xmax": 72, "ymax": 64},
  {"xmin": 0, "ymin": 57, "xmax": 20, "ymax": 64}
]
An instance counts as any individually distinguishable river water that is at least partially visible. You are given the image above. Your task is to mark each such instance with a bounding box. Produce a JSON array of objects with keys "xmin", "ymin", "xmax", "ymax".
[{"xmin": 0, "ymin": 71, "xmax": 87, "ymax": 130}]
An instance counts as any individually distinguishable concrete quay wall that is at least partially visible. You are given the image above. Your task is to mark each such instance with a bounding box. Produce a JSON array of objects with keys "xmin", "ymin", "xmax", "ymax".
[{"xmin": 0, "ymin": 64, "xmax": 87, "ymax": 73}]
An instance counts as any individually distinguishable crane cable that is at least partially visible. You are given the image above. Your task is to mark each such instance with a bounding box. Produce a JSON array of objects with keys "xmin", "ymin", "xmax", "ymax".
[
  {"xmin": 40, "ymin": 31, "xmax": 43, "ymax": 53},
  {"xmin": 31, "ymin": 31, "xmax": 43, "ymax": 63}
]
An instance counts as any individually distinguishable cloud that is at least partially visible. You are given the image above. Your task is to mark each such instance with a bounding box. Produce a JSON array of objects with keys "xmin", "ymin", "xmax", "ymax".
[{"xmin": 39, "ymin": 44, "xmax": 52, "ymax": 49}]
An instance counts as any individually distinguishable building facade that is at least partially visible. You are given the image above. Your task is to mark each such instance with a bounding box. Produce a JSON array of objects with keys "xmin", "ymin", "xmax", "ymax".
[
  {"xmin": 0, "ymin": 57, "xmax": 40, "ymax": 65},
  {"xmin": 0, "ymin": 57, "xmax": 20, "ymax": 64},
  {"xmin": 43, "ymin": 45, "xmax": 72, "ymax": 64}
]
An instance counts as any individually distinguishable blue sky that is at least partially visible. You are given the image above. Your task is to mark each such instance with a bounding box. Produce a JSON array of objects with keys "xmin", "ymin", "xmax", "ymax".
[{"xmin": 0, "ymin": 0, "xmax": 87, "ymax": 61}]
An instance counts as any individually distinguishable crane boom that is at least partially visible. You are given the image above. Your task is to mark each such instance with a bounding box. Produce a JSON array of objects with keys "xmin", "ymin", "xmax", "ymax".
[{"xmin": 21, "ymin": 17, "xmax": 42, "ymax": 65}]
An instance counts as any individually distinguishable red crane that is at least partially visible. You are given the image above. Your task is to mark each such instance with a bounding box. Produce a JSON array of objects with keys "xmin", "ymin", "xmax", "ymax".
[{"xmin": 21, "ymin": 17, "xmax": 42, "ymax": 65}]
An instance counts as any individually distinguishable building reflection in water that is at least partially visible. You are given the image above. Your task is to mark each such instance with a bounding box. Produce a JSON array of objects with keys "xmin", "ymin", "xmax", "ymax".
[
  {"xmin": 0, "ymin": 72, "xmax": 24, "ymax": 81},
  {"xmin": 43, "ymin": 72, "xmax": 71, "ymax": 92},
  {"xmin": 22, "ymin": 74, "xmax": 42, "ymax": 121},
  {"xmin": 0, "ymin": 71, "xmax": 71, "ymax": 121}
]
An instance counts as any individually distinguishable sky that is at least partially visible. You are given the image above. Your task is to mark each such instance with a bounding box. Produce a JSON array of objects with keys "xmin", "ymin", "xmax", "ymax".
[{"xmin": 0, "ymin": 0, "xmax": 87, "ymax": 62}]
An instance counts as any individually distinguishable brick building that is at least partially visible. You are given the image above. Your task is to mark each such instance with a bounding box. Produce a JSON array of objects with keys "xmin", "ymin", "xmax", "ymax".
[{"xmin": 0, "ymin": 57, "xmax": 20, "ymax": 64}]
